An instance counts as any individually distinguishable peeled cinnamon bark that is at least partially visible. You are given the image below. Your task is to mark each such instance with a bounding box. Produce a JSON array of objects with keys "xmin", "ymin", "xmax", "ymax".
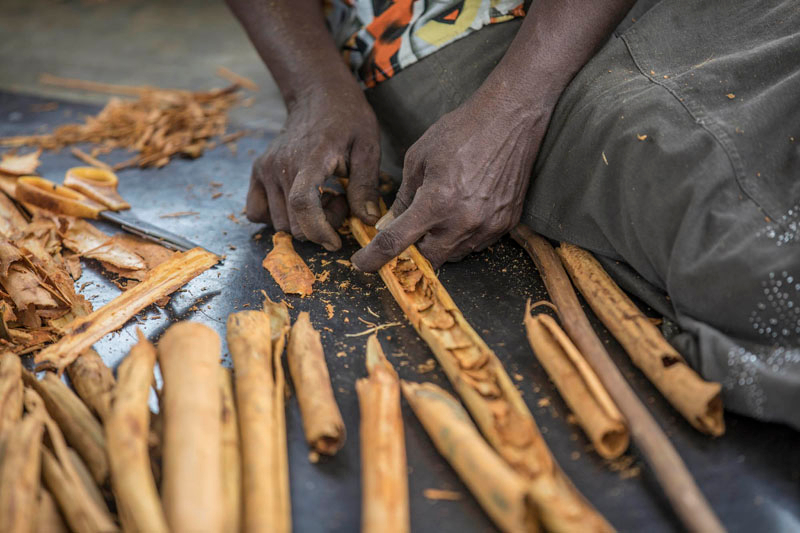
[
  {"xmin": 402, "ymin": 381, "xmax": 538, "ymax": 533},
  {"xmin": 263, "ymin": 231, "xmax": 315, "ymax": 297},
  {"xmin": 25, "ymin": 388, "xmax": 118, "ymax": 533},
  {"xmin": 35, "ymin": 247, "xmax": 219, "ymax": 373},
  {"xmin": 524, "ymin": 306, "xmax": 629, "ymax": 459},
  {"xmin": 0, "ymin": 351, "xmax": 23, "ymax": 436},
  {"xmin": 556, "ymin": 243, "xmax": 724, "ymax": 436},
  {"xmin": 36, "ymin": 488, "xmax": 69, "ymax": 533},
  {"xmin": 350, "ymin": 216, "xmax": 611, "ymax": 532},
  {"xmin": 227, "ymin": 298, "xmax": 291, "ymax": 533},
  {"xmin": 107, "ymin": 332, "xmax": 168, "ymax": 533},
  {"xmin": 219, "ymin": 367, "xmax": 242, "ymax": 533},
  {"xmin": 22, "ymin": 370, "xmax": 108, "ymax": 484},
  {"xmin": 66, "ymin": 348, "xmax": 115, "ymax": 422},
  {"xmin": 0, "ymin": 408, "xmax": 44, "ymax": 532},
  {"xmin": 287, "ymin": 311, "xmax": 346, "ymax": 456},
  {"xmin": 356, "ymin": 335, "xmax": 409, "ymax": 533},
  {"xmin": 158, "ymin": 322, "xmax": 223, "ymax": 533}
]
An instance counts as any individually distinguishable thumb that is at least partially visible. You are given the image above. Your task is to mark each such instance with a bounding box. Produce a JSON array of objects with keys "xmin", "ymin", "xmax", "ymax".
[{"xmin": 375, "ymin": 149, "xmax": 423, "ymax": 231}]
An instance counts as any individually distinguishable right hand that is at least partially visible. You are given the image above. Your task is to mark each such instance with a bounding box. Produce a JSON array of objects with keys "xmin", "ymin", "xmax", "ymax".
[{"xmin": 246, "ymin": 86, "xmax": 381, "ymax": 250}]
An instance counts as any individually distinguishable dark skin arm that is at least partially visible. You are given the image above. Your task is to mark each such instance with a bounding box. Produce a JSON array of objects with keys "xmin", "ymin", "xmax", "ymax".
[
  {"xmin": 351, "ymin": 0, "xmax": 636, "ymax": 271},
  {"xmin": 226, "ymin": 0, "xmax": 381, "ymax": 251}
]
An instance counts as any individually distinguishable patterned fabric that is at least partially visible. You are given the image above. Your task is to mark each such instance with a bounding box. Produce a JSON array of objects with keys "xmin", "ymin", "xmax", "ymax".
[{"xmin": 325, "ymin": 0, "xmax": 525, "ymax": 88}]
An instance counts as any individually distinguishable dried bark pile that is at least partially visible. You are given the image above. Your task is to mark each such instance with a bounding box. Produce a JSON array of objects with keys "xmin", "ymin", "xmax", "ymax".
[{"xmin": 0, "ymin": 74, "xmax": 249, "ymax": 170}]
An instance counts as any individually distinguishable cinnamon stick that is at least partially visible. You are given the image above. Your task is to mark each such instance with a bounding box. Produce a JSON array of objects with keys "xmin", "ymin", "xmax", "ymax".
[
  {"xmin": 0, "ymin": 406, "xmax": 44, "ymax": 532},
  {"xmin": 401, "ymin": 380, "xmax": 538, "ymax": 533},
  {"xmin": 524, "ymin": 305, "xmax": 629, "ymax": 459},
  {"xmin": 107, "ymin": 331, "xmax": 168, "ymax": 533},
  {"xmin": 287, "ymin": 311, "xmax": 346, "ymax": 456},
  {"xmin": 35, "ymin": 247, "xmax": 219, "ymax": 373},
  {"xmin": 66, "ymin": 348, "xmax": 115, "ymax": 422},
  {"xmin": 227, "ymin": 297, "xmax": 291, "ymax": 533},
  {"xmin": 158, "ymin": 322, "xmax": 222, "ymax": 533},
  {"xmin": 556, "ymin": 243, "xmax": 724, "ymax": 436},
  {"xmin": 350, "ymin": 216, "xmax": 610, "ymax": 532},
  {"xmin": 219, "ymin": 367, "xmax": 242, "ymax": 533},
  {"xmin": 0, "ymin": 351, "xmax": 23, "ymax": 436},
  {"xmin": 25, "ymin": 388, "xmax": 118, "ymax": 533},
  {"xmin": 22, "ymin": 370, "xmax": 109, "ymax": 484},
  {"xmin": 36, "ymin": 488, "xmax": 69, "ymax": 533},
  {"xmin": 511, "ymin": 224, "xmax": 724, "ymax": 533},
  {"xmin": 356, "ymin": 335, "xmax": 409, "ymax": 533}
]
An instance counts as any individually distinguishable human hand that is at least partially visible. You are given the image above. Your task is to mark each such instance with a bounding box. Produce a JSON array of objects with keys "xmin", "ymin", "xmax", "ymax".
[
  {"xmin": 352, "ymin": 91, "xmax": 553, "ymax": 271},
  {"xmin": 246, "ymin": 85, "xmax": 381, "ymax": 250}
]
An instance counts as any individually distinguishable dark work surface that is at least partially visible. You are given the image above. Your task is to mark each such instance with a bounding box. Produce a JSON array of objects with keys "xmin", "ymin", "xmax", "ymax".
[{"xmin": 2, "ymin": 91, "xmax": 798, "ymax": 532}]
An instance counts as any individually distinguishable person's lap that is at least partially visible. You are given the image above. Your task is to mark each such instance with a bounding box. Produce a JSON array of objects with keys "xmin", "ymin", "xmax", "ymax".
[{"xmin": 366, "ymin": 0, "xmax": 800, "ymax": 428}]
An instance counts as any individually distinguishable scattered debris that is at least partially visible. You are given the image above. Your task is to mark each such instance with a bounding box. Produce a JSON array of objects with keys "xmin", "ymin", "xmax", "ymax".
[
  {"xmin": 70, "ymin": 147, "xmax": 112, "ymax": 170},
  {"xmin": 159, "ymin": 211, "xmax": 199, "ymax": 218},
  {"xmin": 416, "ymin": 359, "xmax": 436, "ymax": 374},
  {"xmin": 215, "ymin": 66, "xmax": 260, "ymax": 92},
  {"xmin": 0, "ymin": 148, "xmax": 42, "ymax": 175},
  {"xmin": 262, "ymin": 232, "xmax": 315, "ymax": 297},
  {"xmin": 423, "ymin": 488, "xmax": 462, "ymax": 501},
  {"xmin": 636, "ymin": 134, "xmax": 648, "ymax": 141}
]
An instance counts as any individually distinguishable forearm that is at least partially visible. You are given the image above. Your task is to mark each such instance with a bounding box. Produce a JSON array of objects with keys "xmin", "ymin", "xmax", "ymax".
[
  {"xmin": 480, "ymin": 0, "xmax": 635, "ymax": 110},
  {"xmin": 225, "ymin": 0, "xmax": 359, "ymax": 108}
]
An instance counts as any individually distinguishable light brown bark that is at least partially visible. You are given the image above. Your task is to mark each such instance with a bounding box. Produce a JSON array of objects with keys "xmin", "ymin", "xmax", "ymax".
[
  {"xmin": 262, "ymin": 231, "xmax": 315, "ymax": 297},
  {"xmin": 287, "ymin": 311, "xmax": 345, "ymax": 455},
  {"xmin": 158, "ymin": 322, "xmax": 222, "ymax": 533},
  {"xmin": 356, "ymin": 335, "xmax": 409, "ymax": 533},
  {"xmin": 0, "ymin": 351, "xmax": 23, "ymax": 436},
  {"xmin": 219, "ymin": 367, "xmax": 242, "ymax": 533},
  {"xmin": 0, "ymin": 410, "xmax": 44, "ymax": 533},
  {"xmin": 66, "ymin": 348, "xmax": 115, "ymax": 422}
]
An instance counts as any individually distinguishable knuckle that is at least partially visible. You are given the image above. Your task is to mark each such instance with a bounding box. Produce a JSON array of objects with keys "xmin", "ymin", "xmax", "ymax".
[
  {"xmin": 288, "ymin": 189, "xmax": 311, "ymax": 212},
  {"xmin": 373, "ymin": 230, "xmax": 403, "ymax": 258}
]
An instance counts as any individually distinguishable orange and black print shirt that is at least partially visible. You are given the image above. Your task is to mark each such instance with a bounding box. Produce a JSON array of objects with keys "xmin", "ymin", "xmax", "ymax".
[{"xmin": 325, "ymin": 0, "xmax": 525, "ymax": 88}]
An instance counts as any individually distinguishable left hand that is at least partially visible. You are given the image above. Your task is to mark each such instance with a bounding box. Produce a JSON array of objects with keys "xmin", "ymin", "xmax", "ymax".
[{"xmin": 352, "ymin": 89, "xmax": 553, "ymax": 271}]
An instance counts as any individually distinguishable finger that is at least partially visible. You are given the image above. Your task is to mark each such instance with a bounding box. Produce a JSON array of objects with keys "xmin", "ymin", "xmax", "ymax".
[
  {"xmin": 347, "ymin": 136, "xmax": 381, "ymax": 225},
  {"xmin": 290, "ymin": 163, "xmax": 341, "ymax": 251},
  {"xmin": 322, "ymin": 192, "xmax": 349, "ymax": 231},
  {"xmin": 245, "ymin": 170, "xmax": 269, "ymax": 223},
  {"xmin": 264, "ymin": 179, "xmax": 291, "ymax": 233},
  {"xmin": 375, "ymin": 148, "xmax": 424, "ymax": 230},
  {"xmin": 351, "ymin": 199, "xmax": 434, "ymax": 272},
  {"xmin": 416, "ymin": 228, "xmax": 466, "ymax": 270}
]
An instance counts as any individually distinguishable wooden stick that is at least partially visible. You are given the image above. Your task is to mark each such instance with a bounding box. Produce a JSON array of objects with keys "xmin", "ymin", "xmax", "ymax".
[
  {"xmin": 22, "ymin": 370, "xmax": 109, "ymax": 484},
  {"xmin": 351, "ymin": 216, "xmax": 610, "ymax": 532},
  {"xmin": 36, "ymin": 488, "xmax": 69, "ymax": 533},
  {"xmin": 556, "ymin": 243, "xmax": 724, "ymax": 436},
  {"xmin": 36, "ymin": 247, "xmax": 219, "ymax": 373},
  {"xmin": 66, "ymin": 348, "xmax": 115, "ymax": 422},
  {"xmin": 401, "ymin": 380, "xmax": 538, "ymax": 533},
  {"xmin": 356, "ymin": 335, "xmax": 409, "ymax": 533},
  {"xmin": 287, "ymin": 311, "xmax": 346, "ymax": 456},
  {"xmin": 523, "ymin": 305, "xmax": 629, "ymax": 459},
  {"xmin": 25, "ymin": 388, "xmax": 118, "ymax": 533},
  {"xmin": 227, "ymin": 298, "xmax": 291, "ymax": 533},
  {"xmin": 0, "ymin": 409, "xmax": 44, "ymax": 532},
  {"xmin": 0, "ymin": 351, "xmax": 23, "ymax": 436},
  {"xmin": 107, "ymin": 331, "xmax": 168, "ymax": 533},
  {"xmin": 510, "ymin": 224, "xmax": 724, "ymax": 533},
  {"xmin": 70, "ymin": 148, "xmax": 112, "ymax": 171},
  {"xmin": 158, "ymin": 322, "xmax": 222, "ymax": 533},
  {"xmin": 219, "ymin": 367, "xmax": 242, "ymax": 533},
  {"xmin": 262, "ymin": 231, "xmax": 315, "ymax": 297}
]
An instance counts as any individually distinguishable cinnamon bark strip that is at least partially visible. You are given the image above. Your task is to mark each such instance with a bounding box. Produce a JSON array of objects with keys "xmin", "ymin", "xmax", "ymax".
[
  {"xmin": 22, "ymin": 370, "xmax": 109, "ymax": 484},
  {"xmin": 0, "ymin": 407, "xmax": 44, "ymax": 532},
  {"xmin": 287, "ymin": 311, "xmax": 346, "ymax": 456},
  {"xmin": 511, "ymin": 224, "xmax": 724, "ymax": 533},
  {"xmin": 25, "ymin": 388, "xmax": 118, "ymax": 533},
  {"xmin": 227, "ymin": 297, "xmax": 291, "ymax": 533},
  {"xmin": 158, "ymin": 322, "xmax": 223, "ymax": 533},
  {"xmin": 219, "ymin": 367, "xmax": 242, "ymax": 533},
  {"xmin": 402, "ymin": 381, "xmax": 538, "ymax": 533},
  {"xmin": 524, "ymin": 306, "xmax": 629, "ymax": 459},
  {"xmin": 36, "ymin": 488, "xmax": 69, "ymax": 533},
  {"xmin": 263, "ymin": 231, "xmax": 315, "ymax": 297},
  {"xmin": 107, "ymin": 332, "xmax": 168, "ymax": 533},
  {"xmin": 556, "ymin": 243, "xmax": 724, "ymax": 436},
  {"xmin": 350, "ymin": 216, "xmax": 610, "ymax": 532},
  {"xmin": 356, "ymin": 335, "xmax": 409, "ymax": 533},
  {"xmin": 0, "ymin": 351, "xmax": 23, "ymax": 436},
  {"xmin": 66, "ymin": 348, "xmax": 115, "ymax": 421},
  {"xmin": 35, "ymin": 247, "xmax": 219, "ymax": 373},
  {"xmin": 70, "ymin": 148, "xmax": 112, "ymax": 171}
]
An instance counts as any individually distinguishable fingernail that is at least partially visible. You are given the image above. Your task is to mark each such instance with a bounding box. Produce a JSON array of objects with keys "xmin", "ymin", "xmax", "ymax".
[
  {"xmin": 365, "ymin": 201, "xmax": 380, "ymax": 219},
  {"xmin": 375, "ymin": 211, "xmax": 394, "ymax": 231}
]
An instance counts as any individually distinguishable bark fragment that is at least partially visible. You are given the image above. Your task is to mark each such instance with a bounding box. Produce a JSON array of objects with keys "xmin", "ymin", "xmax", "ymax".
[{"xmin": 263, "ymin": 231, "xmax": 315, "ymax": 297}]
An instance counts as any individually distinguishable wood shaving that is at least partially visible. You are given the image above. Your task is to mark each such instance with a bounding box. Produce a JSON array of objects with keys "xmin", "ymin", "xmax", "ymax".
[
  {"xmin": 0, "ymin": 149, "xmax": 42, "ymax": 176},
  {"xmin": 159, "ymin": 211, "xmax": 199, "ymax": 218},
  {"xmin": 423, "ymin": 489, "xmax": 462, "ymax": 501},
  {"xmin": 262, "ymin": 232, "xmax": 314, "ymax": 297}
]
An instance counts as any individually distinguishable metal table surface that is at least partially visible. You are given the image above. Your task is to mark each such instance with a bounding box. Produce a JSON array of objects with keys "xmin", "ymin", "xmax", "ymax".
[{"xmin": 2, "ymin": 91, "xmax": 798, "ymax": 533}]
